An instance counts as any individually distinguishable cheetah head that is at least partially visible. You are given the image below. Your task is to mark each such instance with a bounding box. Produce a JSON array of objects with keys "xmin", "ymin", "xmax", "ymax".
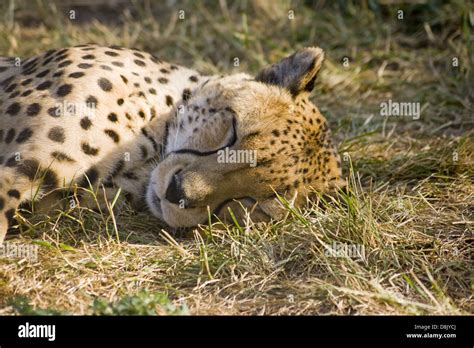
[{"xmin": 146, "ymin": 47, "xmax": 346, "ymax": 228}]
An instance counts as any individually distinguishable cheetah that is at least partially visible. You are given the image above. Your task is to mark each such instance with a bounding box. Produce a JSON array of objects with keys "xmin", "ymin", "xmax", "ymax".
[{"xmin": 0, "ymin": 44, "xmax": 345, "ymax": 242}]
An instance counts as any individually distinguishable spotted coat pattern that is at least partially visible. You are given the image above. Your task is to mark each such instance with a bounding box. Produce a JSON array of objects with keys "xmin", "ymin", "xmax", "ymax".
[{"xmin": 0, "ymin": 45, "xmax": 344, "ymax": 241}]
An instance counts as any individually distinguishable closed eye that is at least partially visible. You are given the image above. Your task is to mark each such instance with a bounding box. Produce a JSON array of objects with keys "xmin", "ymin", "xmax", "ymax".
[{"xmin": 168, "ymin": 116, "xmax": 238, "ymax": 157}]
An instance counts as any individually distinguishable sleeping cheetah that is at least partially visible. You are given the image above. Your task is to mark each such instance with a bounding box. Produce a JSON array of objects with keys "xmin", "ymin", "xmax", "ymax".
[{"xmin": 0, "ymin": 44, "xmax": 345, "ymax": 242}]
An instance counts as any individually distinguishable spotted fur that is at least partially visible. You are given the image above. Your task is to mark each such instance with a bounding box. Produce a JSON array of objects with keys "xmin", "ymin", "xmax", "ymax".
[{"xmin": 0, "ymin": 45, "xmax": 344, "ymax": 242}]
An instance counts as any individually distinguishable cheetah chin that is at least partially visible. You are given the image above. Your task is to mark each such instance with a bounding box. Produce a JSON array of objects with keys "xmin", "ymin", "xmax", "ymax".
[{"xmin": 0, "ymin": 44, "xmax": 345, "ymax": 241}]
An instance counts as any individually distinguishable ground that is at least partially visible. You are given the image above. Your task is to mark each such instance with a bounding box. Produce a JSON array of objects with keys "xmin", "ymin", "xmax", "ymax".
[{"xmin": 0, "ymin": 0, "xmax": 472, "ymax": 315}]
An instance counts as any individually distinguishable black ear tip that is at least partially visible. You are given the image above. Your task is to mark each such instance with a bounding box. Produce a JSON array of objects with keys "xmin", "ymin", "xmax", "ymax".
[
  {"xmin": 302, "ymin": 46, "xmax": 325, "ymax": 57},
  {"xmin": 291, "ymin": 46, "xmax": 323, "ymax": 58},
  {"xmin": 301, "ymin": 47, "xmax": 325, "ymax": 70},
  {"xmin": 255, "ymin": 46, "xmax": 325, "ymax": 96}
]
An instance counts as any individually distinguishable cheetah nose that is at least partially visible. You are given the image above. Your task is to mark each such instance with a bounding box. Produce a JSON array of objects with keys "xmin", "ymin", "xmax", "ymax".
[{"xmin": 165, "ymin": 170, "xmax": 186, "ymax": 206}]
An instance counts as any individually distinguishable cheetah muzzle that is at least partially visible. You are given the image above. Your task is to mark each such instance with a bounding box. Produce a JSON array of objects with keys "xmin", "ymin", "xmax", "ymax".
[{"xmin": 0, "ymin": 44, "xmax": 345, "ymax": 242}]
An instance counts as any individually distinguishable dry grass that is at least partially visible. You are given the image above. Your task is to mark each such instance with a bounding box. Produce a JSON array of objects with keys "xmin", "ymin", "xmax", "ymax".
[{"xmin": 0, "ymin": 0, "xmax": 472, "ymax": 315}]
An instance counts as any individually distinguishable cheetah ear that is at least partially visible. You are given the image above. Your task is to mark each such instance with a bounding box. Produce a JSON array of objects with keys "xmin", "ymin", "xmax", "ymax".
[{"xmin": 255, "ymin": 47, "xmax": 324, "ymax": 97}]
